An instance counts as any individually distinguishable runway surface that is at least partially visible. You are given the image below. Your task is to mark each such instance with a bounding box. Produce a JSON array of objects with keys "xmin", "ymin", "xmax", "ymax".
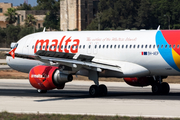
[
  {"xmin": 0, "ymin": 65, "xmax": 10, "ymax": 69},
  {"xmin": 0, "ymin": 59, "xmax": 6, "ymax": 63},
  {"xmin": 0, "ymin": 79, "xmax": 180, "ymax": 118},
  {"xmin": 0, "ymin": 59, "xmax": 10, "ymax": 69}
]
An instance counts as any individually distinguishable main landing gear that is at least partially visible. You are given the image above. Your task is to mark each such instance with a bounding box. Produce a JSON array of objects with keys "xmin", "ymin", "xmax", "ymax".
[
  {"xmin": 88, "ymin": 70, "xmax": 108, "ymax": 97},
  {"xmin": 89, "ymin": 84, "xmax": 107, "ymax": 97},
  {"xmin": 151, "ymin": 76, "xmax": 170, "ymax": 95}
]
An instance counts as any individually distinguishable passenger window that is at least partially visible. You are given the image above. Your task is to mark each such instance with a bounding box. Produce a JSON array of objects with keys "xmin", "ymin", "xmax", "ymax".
[
  {"xmin": 114, "ymin": 45, "xmax": 116, "ymax": 48},
  {"xmin": 169, "ymin": 45, "xmax": 171, "ymax": 48},
  {"xmin": 95, "ymin": 45, "xmax": 97, "ymax": 49},
  {"xmin": 141, "ymin": 45, "xmax": 143, "ymax": 48},
  {"xmin": 57, "ymin": 45, "xmax": 59, "ymax": 49},
  {"xmin": 103, "ymin": 45, "xmax": 105, "ymax": 48},
  {"xmin": 99, "ymin": 45, "xmax": 101, "ymax": 49},
  {"xmin": 173, "ymin": 45, "xmax": 176, "ymax": 48},
  {"xmin": 79, "ymin": 45, "xmax": 81, "ymax": 49},
  {"xmin": 118, "ymin": 45, "xmax": 120, "ymax": 48},
  {"xmin": 165, "ymin": 45, "xmax": 167, "ymax": 48},
  {"xmin": 149, "ymin": 45, "xmax": 151, "ymax": 48},
  {"xmin": 83, "ymin": 45, "xmax": 85, "ymax": 49},
  {"xmin": 89, "ymin": 45, "xmax": 91, "ymax": 49},
  {"xmin": 126, "ymin": 45, "xmax": 128, "ymax": 48},
  {"xmin": 133, "ymin": 45, "xmax": 136, "ymax": 48},
  {"xmin": 122, "ymin": 45, "xmax": 124, "ymax": 48},
  {"xmin": 153, "ymin": 45, "xmax": 155, "ymax": 48},
  {"xmin": 32, "ymin": 45, "xmax": 34, "ymax": 49},
  {"xmin": 39, "ymin": 45, "xmax": 41, "ymax": 49},
  {"xmin": 61, "ymin": 45, "xmax": 63, "ymax": 49},
  {"xmin": 110, "ymin": 45, "xmax": 112, "ymax": 48},
  {"xmin": 137, "ymin": 45, "xmax": 139, "ymax": 48},
  {"xmin": 161, "ymin": 45, "xmax": 163, "ymax": 48},
  {"xmin": 107, "ymin": 45, "xmax": 109, "ymax": 48},
  {"xmin": 157, "ymin": 45, "xmax": 159, "ymax": 48},
  {"xmin": 178, "ymin": 45, "xmax": 179, "ymax": 48},
  {"xmin": 130, "ymin": 45, "xmax": 132, "ymax": 48},
  {"xmin": 145, "ymin": 45, "xmax": 147, "ymax": 48}
]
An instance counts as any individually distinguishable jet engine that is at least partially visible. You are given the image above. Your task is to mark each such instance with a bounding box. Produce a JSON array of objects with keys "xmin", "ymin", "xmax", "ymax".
[
  {"xmin": 29, "ymin": 65, "xmax": 73, "ymax": 90},
  {"xmin": 123, "ymin": 77, "xmax": 153, "ymax": 87}
]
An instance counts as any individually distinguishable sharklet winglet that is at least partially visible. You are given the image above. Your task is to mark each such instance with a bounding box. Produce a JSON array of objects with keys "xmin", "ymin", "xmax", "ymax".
[
  {"xmin": 157, "ymin": 25, "xmax": 160, "ymax": 30},
  {"xmin": 43, "ymin": 27, "xmax": 46, "ymax": 32}
]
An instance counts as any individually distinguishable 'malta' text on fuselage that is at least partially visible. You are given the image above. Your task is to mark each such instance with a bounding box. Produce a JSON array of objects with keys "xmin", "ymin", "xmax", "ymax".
[{"xmin": 34, "ymin": 36, "xmax": 80, "ymax": 53}]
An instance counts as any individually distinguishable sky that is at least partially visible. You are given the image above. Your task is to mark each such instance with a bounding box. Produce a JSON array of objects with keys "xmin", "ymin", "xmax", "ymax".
[{"xmin": 0, "ymin": 0, "xmax": 37, "ymax": 6}]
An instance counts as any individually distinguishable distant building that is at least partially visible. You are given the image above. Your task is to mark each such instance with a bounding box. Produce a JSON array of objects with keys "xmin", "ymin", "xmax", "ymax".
[
  {"xmin": 16, "ymin": 10, "xmax": 47, "ymax": 29},
  {"xmin": 0, "ymin": 2, "xmax": 47, "ymax": 29},
  {"xmin": 0, "ymin": 2, "xmax": 12, "ymax": 28},
  {"xmin": 60, "ymin": 0, "xmax": 99, "ymax": 31}
]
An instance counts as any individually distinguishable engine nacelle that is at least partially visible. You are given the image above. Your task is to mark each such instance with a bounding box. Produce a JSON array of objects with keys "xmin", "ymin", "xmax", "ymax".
[
  {"xmin": 124, "ymin": 77, "xmax": 152, "ymax": 87},
  {"xmin": 29, "ymin": 65, "xmax": 73, "ymax": 90}
]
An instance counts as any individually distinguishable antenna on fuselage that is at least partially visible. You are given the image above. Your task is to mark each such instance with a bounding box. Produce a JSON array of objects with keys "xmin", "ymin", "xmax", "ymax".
[
  {"xmin": 157, "ymin": 25, "xmax": 160, "ymax": 30},
  {"xmin": 43, "ymin": 27, "xmax": 46, "ymax": 32}
]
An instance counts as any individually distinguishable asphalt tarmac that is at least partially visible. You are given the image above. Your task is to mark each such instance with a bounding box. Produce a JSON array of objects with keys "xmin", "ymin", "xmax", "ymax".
[{"xmin": 0, "ymin": 79, "xmax": 180, "ymax": 118}]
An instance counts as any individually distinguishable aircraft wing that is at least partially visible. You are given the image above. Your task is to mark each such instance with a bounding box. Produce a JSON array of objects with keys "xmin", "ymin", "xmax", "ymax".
[{"xmin": 6, "ymin": 50, "xmax": 122, "ymax": 73}]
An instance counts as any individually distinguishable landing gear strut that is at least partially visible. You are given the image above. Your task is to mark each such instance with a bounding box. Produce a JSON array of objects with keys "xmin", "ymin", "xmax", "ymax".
[{"xmin": 151, "ymin": 76, "xmax": 170, "ymax": 95}]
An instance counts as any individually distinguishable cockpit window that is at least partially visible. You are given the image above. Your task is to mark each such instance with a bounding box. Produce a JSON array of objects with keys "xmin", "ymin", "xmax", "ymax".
[{"xmin": 10, "ymin": 43, "xmax": 18, "ymax": 49}]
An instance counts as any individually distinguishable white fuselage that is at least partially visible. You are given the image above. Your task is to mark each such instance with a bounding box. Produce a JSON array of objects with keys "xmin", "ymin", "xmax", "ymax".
[{"xmin": 6, "ymin": 30, "xmax": 180, "ymax": 77}]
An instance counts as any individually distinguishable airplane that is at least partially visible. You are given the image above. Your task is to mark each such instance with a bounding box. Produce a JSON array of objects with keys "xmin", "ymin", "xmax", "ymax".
[{"xmin": 5, "ymin": 27, "xmax": 180, "ymax": 97}]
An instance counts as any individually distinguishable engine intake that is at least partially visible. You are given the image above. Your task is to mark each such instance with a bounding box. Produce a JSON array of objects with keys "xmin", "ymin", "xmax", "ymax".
[{"xmin": 29, "ymin": 65, "xmax": 73, "ymax": 90}]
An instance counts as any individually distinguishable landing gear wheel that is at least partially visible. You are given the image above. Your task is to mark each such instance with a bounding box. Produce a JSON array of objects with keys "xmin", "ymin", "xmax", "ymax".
[
  {"xmin": 89, "ymin": 85, "xmax": 99, "ymax": 97},
  {"xmin": 37, "ymin": 89, "xmax": 47, "ymax": 93},
  {"xmin": 152, "ymin": 82, "xmax": 170, "ymax": 95},
  {"xmin": 152, "ymin": 84, "xmax": 161, "ymax": 95},
  {"xmin": 99, "ymin": 84, "xmax": 107, "ymax": 96},
  {"xmin": 161, "ymin": 82, "xmax": 170, "ymax": 95}
]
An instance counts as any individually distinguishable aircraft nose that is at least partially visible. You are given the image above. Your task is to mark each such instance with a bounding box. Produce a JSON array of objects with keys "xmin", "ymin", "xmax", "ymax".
[{"xmin": 6, "ymin": 56, "xmax": 12, "ymax": 68}]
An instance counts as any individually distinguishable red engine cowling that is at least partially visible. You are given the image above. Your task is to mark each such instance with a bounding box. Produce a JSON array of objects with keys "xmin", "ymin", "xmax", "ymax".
[
  {"xmin": 124, "ymin": 77, "xmax": 152, "ymax": 87},
  {"xmin": 29, "ymin": 65, "xmax": 73, "ymax": 90}
]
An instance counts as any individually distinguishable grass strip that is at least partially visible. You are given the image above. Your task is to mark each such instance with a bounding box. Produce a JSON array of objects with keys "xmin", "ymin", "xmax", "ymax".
[{"xmin": 0, "ymin": 111, "xmax": 179, "ymax": 120}]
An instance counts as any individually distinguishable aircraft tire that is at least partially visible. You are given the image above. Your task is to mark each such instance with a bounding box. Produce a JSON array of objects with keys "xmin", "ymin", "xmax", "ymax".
[
  {"xmin": 37, "ymin": 89, "xmax": 47, "ymax": 93},
  {"xmin": 99, "ymin": 84, "xmax": 107, "ymax": 96},
  {"xmin": 89, "ymin": 85, "xmax": 99, "ymax": 97},
  {"xmin": 151, "ymin": 84, "xmax": 161, "ymax": 95},
  {"xmin": 161, "ymin": 82, "xmax": 170, "ymax": 95}
]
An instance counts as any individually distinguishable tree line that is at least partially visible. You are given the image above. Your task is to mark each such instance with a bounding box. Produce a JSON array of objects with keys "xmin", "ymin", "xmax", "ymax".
[
  {"xmin": 87, "ymin": 0, "xmax": 180, "ymax": 30},
  {"xmin": 1, "ymin": 0, "xmax": 180, "ymax": 47}
]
